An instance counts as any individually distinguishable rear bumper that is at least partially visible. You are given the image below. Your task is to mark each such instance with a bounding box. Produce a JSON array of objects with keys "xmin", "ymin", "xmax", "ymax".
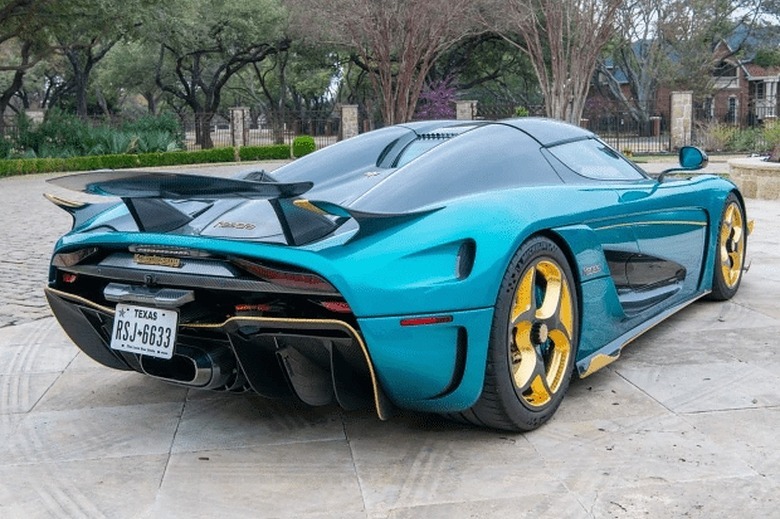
[
  {"xmin": 45, "ymin": 286, "xmax": 392, "ymax": 418},
  {"xmin": 358, "ymin": 308, "xmax": 493, "ymax": 413},
  {"xmin": 46, "ymin": 286, "xmax": 493, "ymax": 417}
]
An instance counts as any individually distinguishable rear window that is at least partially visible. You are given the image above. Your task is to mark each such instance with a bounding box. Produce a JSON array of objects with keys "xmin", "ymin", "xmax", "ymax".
[
  {"xmin": 354, "ymin": 124, "xmax": 562, "ymax": 212},
  {"xmin": 273, "ymin": 126, "xmax": 412, "ymax": 183}
]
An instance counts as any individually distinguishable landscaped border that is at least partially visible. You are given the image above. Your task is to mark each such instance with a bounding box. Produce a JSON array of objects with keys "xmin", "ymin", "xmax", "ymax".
[{"xmin": 0, "ymin": 144, "xmax": 292, "ymax": 178}]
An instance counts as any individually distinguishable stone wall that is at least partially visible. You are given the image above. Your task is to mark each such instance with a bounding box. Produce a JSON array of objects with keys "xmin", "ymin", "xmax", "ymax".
[{"xmin": 728, "ymin": 158, "xmax": 780, "ymax": 200}]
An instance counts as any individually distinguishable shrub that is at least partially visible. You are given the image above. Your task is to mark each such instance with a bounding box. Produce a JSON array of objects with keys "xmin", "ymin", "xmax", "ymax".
[
  {"xmin": 514, "ymin": 106, "xmax": 530, "ymax": 117},
  {"xmin": 239, "ymin": 144, "xmax": 291, "ymax": 161},
  {"xmin": 695, "ymin": 122, "xmax": 736, "ymax": 152},
  {"xmin": 291, "ymin": 136, "xmax": 316, "ymax": 158},
  {"xmin": 0, "ymin": 137, "xmax": 12, "ymax": 159},
  {"xmin": 0, "ymin": 145, "xmax": 291, "ymax": 177},
  {"xmin": 764, "ymin": 122, "xmax": 780, "ymax": 162},
  {"xmin": 727, "ymin": 128, "xmax": 762, "ymax": 153},
  {"xmin": 123, "ymin": 113, "xmax": 185, "ymax": 149},
  {"xmin": 6, "ymin": 110, "xmax": 182, "ymax": 158}
]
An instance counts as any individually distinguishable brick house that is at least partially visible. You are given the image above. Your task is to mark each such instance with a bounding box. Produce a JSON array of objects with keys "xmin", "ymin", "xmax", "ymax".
[
  {"xmin": 704, "ymin": 40, "xmax": 780, "ymax": 126},
  {"xmin": 589, "ymin": 38, "xmax": 780, "ymax": 129}
]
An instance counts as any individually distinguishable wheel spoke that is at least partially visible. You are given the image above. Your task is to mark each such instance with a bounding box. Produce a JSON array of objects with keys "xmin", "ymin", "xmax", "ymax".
[
  {"xmin": 719, "ymin": 202, "xmax": 745, "ymax": 289},
  {"xmin": 511, "ymin": 321, "xmax": 536, "ymax": 388},
  {"xmin": 525, "ymin": 373, "xmax": 552, "ymax": 406},
  {"xmin": 511, "ymin": 268, "xmax": 536, "ymax": 325},
  {"xmin": 535, "ymin": 261, "xmax": 562, "ymax": 321},
  {"xmin": 510, "ymin": 257, "xmax": 575, "ymax": 408},
  {"xmin": 731, "ymin": 225, "xmax": 743, "ymax": 246},
  {"xmin": 515, "ymin": 346, "xmax": 551, "ymax": 405}
]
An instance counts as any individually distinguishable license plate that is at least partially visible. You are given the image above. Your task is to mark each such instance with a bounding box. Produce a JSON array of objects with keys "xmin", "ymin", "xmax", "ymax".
[{"xmin": 110, "ymin": 304, "xmax": 178, "ymax": 359}]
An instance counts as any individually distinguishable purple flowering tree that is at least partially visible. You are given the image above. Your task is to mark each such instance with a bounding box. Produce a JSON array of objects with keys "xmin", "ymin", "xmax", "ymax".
[{"xmin": 413, "ymin": 76, "xmax": 457, "ymax": 120}]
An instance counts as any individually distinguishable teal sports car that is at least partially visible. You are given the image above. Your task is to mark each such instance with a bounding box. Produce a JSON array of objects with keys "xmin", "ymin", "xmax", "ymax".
[{"xmin": 44, "ymin": 118, "xmax": 750, "ymax": 431}]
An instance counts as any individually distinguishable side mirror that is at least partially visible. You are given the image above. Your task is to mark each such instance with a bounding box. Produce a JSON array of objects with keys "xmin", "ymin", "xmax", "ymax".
[
  {"xmin": 679, "ymin": 146, "xmax": 708, "ymax": 170},
  {"xmin": 658, "ymin": 146, "xmax": 709, "ymax": 182}
]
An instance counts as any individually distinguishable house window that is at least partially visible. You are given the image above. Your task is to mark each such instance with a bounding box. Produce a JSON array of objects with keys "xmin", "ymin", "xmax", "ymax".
[
  {"xmin": 756, "ymin": 82, "xmax": 765, "ymax": 100},
  {"xmin": 714, "ymin": 62, "xmax": 737, "ymax": 77},
  {"xmin": 727, "ymin": 97, "xmax": 737, "ymax": 124}
]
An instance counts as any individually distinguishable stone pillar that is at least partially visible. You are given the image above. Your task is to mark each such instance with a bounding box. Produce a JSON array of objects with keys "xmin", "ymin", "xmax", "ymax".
[
  {"xmin": 340, "ymin": 104, "xmax": 359, "ymax": 140},
  {"xmin": 670, "ymin": 91, "xmax": 693, "ymax": 149},
  {"xmin": 456, "ymin": 100, "xmax": 477, "ymax": 120},
  {"xmin": 230, "ymin": 106, "xmax": 249, "ymax": 149}
]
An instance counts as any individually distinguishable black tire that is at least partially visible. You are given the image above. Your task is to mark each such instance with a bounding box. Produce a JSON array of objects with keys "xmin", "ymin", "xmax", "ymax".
[
  {"xmin": 709, "ymin": 193, "xmax": 747, "ymax": 301},
  {"xmin": 454, "ymin": 236, "xmax": 578, "ymax": 432}
]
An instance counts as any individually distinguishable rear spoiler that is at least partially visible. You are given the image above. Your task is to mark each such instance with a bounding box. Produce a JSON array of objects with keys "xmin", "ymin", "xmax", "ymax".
[
  {"xmin": 47, "ymin": 170, "xmax": 313, "ymax": 234},
  {"xmin": 47, "ymin": 169, "xmax": 312, "ymax": 199},
  {"xmin": 46, "ymin": 170, "xmax": 439, "ymax": 244}
]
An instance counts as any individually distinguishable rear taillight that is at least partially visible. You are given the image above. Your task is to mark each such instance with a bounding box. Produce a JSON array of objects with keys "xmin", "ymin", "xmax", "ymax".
[
  {"xmin": 232, "ymin": 259, "xmax": 337, "ymax": 294},
  {"xmin": 52, "ymin": 247, "xmax": 98, "ymax": 268},
  {"xmin": 318, "ymin": 301, "xmax": 352, "ymax": 313}
]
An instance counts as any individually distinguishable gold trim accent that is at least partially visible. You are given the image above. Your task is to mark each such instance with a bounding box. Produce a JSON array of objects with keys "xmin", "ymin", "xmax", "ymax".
[
  {"xmin": 579, "ymin": 292, "xmax": 709, "ymax": 378},
  {"xmin": 46, "ymin": 286, "xmax": 116, "ymax": 315},
  {"xmin": 43, "ymin": 193, "xmax": 86, "ymax": 209},
  {"xmin": 44, "ymin": 286, "xmax": 388, "ymax": 420},
  {"xmin": 593, "ymin": 220, "xmax": 706, "ymax": 231},
  {"xmin": 293, "ymin": 199, "xmax": 328, "ymax": 215},
  {"xmin": 133, "ymin": 253, "xmax": 182, "ymax": 268},
  {"xmin": 187, "ymin": 316, "xmax": 386, "ymax": 419},
  {"xmin": 581, "ymin": 353, "xmax": 618, "ymax": 376}
]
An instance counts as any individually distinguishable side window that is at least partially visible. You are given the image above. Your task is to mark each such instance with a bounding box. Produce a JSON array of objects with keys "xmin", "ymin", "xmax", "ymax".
[{"xmin": 547, "ymin": 138, "xmax": 646, "ymax": 181}]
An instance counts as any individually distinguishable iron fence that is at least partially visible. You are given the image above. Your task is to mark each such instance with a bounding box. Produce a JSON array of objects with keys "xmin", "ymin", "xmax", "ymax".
[
  {"xmin": 477, "ymin": 103, "xmax": 545, "ymax": 120},
  {"xmin": 180, "ymin": 112, "xmax": 340, "ymax": 151},
  {"xmin": 581, "ymin": 112, "xmax": 670, "ymax": 154}
]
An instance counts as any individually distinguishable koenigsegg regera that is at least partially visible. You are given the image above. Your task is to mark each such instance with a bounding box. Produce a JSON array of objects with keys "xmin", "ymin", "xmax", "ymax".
[{"xmin": 44, "ymin": 118, "xmax": 750, "ymax": 431}]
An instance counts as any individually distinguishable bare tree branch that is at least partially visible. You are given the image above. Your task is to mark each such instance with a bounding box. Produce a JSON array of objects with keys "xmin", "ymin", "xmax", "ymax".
[{"xmin": 481, "ymin": 0, "xmax": 622, "ymax": 123}]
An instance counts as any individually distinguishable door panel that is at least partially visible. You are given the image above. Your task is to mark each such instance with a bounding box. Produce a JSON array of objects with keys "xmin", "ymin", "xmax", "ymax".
[{"xmin": 611, "ymin": 183, "xmax": 708, "ymax": 308}]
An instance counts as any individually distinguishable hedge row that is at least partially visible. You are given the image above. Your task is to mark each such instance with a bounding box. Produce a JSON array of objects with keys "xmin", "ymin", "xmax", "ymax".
[{"xmin": 0, "ymin": 144, "xmax": 293, "ymax": 178}]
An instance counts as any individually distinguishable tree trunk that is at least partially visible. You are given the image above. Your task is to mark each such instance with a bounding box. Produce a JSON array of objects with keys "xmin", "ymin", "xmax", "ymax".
[
  {"xmin": 276, "ymin": 51, "xmax": 288, "ymax": 144},
  {"xmin": 194, "ymin": 112, "xmax": 214, "ymax": 149},
  {"xmin": 144, "ymin": 92, "xmax": 157, "ymax": 115},
  {"xmin": 68, "ymin": 54, "xmax": 91, "ymax": 117}
]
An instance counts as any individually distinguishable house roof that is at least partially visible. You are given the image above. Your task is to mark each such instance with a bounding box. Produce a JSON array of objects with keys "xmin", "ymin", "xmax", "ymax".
[{"xmin": 744, "ymin": 63, "xmax": 780, "ymax": 79}]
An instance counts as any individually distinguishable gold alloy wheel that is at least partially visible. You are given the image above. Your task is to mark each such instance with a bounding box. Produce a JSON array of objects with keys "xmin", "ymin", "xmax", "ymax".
[
  {"xmin": 509, "ymin": 259, "xmax": 574, "ymax": 407},
  {"xmin": 719, "ymin": 201, "xmax": 745, "ymax": 289}
]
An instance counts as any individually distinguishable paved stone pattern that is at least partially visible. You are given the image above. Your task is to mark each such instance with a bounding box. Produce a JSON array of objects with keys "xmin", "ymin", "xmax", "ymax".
[
  {"xmin": 0, "ymin": 174, "xmax": 72, "ymax": 327},
  {"xmin": 1, "ymin": 164, "xmax": 778, "ymax": 517}
]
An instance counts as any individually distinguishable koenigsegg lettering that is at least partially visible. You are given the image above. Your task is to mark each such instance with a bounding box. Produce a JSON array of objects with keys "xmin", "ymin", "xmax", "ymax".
[
  {"xmin": 133, "ymin": 253, "xmax": 182, "ymax": 268},
  {"xmin": 214, "ymin": 221, "xmax": 256, "ymax": 230},
  {"xmin": 583, "ymin": 264, "xmax": 602, "ymax": 276}
]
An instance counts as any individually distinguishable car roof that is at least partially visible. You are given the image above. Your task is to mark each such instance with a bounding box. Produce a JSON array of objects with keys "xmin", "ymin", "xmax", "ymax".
[{"xmin": 502, "ymin": 117, "xmax": 595, "ymax": 146}]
